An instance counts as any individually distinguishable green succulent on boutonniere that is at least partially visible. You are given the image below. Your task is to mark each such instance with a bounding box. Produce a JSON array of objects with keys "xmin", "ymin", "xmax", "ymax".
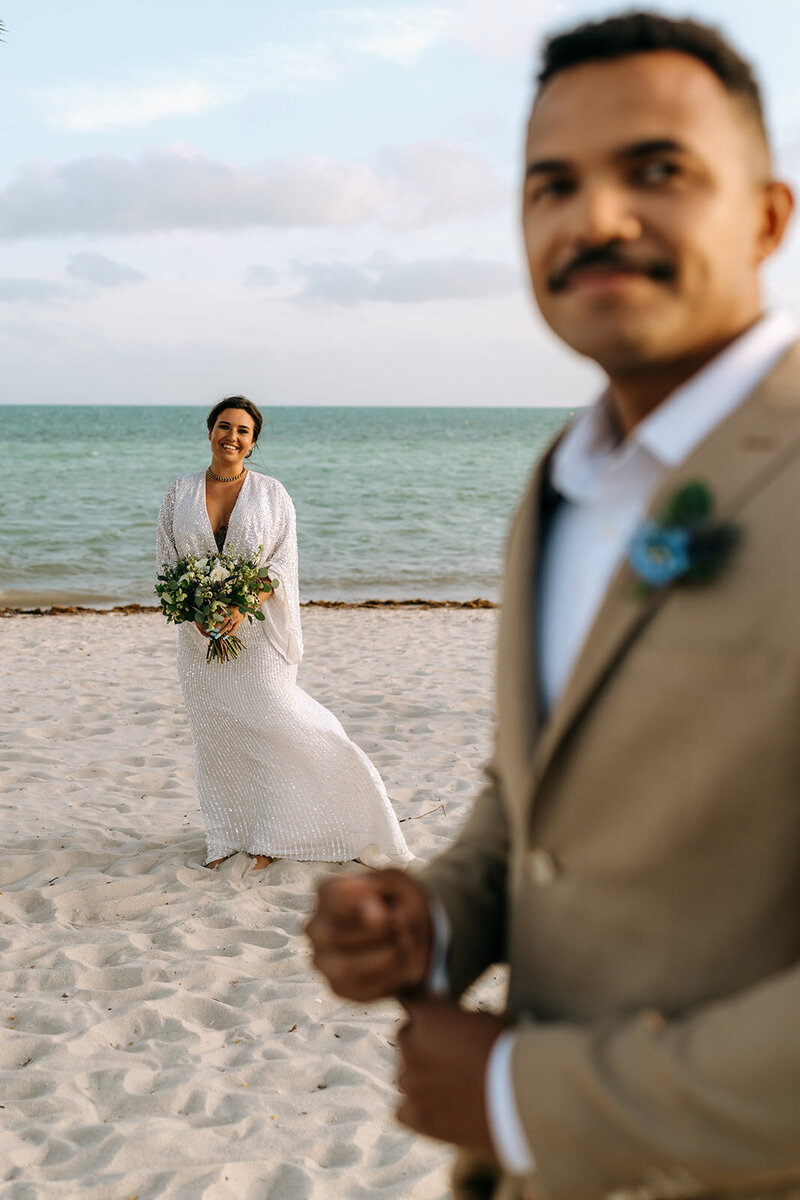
[{"xmin": 628, "ymin": 481, "xmax": 741, "ymax": 597}]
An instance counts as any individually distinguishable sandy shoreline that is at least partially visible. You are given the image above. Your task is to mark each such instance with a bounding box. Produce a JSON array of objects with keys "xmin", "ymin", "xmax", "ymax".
[{"xmin": 0, "ymin": 609, "xmax": 503, "ymax": 1199}]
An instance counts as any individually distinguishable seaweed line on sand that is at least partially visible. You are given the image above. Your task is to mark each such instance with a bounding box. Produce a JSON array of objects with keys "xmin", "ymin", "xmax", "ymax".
[{"xmin": 1, "ymin": 598, "xmax": 498, "ymax": 618}]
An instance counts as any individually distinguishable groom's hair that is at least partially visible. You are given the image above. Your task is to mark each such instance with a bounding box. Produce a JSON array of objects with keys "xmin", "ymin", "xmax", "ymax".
[{"xmin": 534, "ymin": 11, "xmax": 770, "ymax": 157}]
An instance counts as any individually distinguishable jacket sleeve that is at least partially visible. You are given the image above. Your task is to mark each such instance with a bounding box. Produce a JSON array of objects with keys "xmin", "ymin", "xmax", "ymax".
[
  {"xmin": 512, "ymin": 960, "xmax": 800, "ymax": 1200},
  {"xmin": 156, "ymin": 482, "xmax": 179, "ymax": 571},
  {"xmin": 416, "ymin": 754, "xmax": 509, "ymax": 999}
]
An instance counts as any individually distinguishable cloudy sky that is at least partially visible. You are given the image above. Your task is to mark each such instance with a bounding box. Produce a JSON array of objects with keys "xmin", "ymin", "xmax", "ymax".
[{"xmin": 2, "ymin": 0, "xmax": 800, "ymax": 406}]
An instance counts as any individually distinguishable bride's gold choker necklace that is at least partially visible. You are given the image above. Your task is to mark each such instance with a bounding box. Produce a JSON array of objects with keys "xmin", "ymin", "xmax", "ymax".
[{"xmin": 207, "ymin": 466, "xmax": 246, "ymax": 483}]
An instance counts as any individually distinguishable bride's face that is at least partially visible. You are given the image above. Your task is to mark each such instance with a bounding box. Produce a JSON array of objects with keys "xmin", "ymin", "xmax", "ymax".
[{"xmin": 209, "ymin": 408, "xmax": 256, "ymax": 465}]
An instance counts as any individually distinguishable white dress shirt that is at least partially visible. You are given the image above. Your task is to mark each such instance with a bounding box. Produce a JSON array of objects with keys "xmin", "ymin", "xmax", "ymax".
[{"xmin": 485, "ymin": 309, "xmax": 798, "ymax": 1174}]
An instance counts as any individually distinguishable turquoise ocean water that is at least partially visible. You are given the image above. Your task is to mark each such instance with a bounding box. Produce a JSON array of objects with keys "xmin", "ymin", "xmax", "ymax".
[{"xmin": 0, "ymin": 406, "xmax": 573, "ymax": 607}]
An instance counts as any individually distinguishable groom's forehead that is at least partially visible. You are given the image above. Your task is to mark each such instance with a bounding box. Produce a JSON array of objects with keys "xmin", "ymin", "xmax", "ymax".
[{"xmin": 526, "ymin": 50, "xmax": 752, "ymax": 164}]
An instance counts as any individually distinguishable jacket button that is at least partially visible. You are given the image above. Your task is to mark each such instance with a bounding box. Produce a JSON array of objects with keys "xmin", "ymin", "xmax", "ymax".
[
  {"xmin": 529, "ymin": 848, "xmax": 558, "ymax": 887},
  {"xmin": 639, "ymin": 1008, "xmax": 666, "ymax": 1033}
]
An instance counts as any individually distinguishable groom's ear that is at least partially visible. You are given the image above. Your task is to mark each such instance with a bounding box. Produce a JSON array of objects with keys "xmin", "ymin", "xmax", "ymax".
[{"xmin": 754, "ymin": 180, "xmax": 794, "ymax": 264}]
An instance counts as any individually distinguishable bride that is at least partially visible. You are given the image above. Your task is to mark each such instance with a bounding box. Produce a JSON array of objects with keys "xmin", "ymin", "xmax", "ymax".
[{"xmin": 156, "ymin": 396, "xmax": 411, "ymax": 871}]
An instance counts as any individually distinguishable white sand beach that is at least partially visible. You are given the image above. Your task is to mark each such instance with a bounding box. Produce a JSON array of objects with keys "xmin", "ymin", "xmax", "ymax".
[{"xmin": 0, "ymin": 608, "xmax": 502, "ymax": 1200}]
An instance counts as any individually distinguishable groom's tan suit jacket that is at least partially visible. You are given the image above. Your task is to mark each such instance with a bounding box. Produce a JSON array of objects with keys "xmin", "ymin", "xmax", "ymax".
[{"xmin": 420, "ymin": 344, "xmax": 800, "ymax": 1200}]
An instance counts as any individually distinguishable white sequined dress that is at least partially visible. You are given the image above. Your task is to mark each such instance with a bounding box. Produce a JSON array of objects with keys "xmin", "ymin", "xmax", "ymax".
[{"xmin": 156, "ymin": 469, "xmax": 411, "ymax": 866}]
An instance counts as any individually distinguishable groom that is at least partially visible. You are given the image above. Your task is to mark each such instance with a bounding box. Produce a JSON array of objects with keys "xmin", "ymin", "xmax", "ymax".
[{"xmin": 306, "ymin": 12, "xmax": 800, "ymax": 1199}]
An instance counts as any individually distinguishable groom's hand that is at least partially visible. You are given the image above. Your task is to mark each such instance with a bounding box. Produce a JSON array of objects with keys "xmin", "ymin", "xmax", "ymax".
[
  {"xmin": 396, "ymin": 998, "xmax": 510, "ymax": 1153},
  {"xmin": 306, "ymin": 870, "xmax": 433, "ymax": 1001}
]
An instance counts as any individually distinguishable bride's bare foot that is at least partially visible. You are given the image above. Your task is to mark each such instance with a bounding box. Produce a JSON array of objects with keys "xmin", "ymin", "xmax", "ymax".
[
  {"xmin": 250, "ymin": 854, "xmax": 273, "ymax": 871},
  {"xmin": 205, "ymin": 854, "xmax": 234, "ymax": 870}
]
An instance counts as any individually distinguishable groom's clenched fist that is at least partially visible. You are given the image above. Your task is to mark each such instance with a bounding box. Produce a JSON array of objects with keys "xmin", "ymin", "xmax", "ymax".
[{"xmin": 305, "ymin": 870, "xmax": 433, "ymax": 1001}]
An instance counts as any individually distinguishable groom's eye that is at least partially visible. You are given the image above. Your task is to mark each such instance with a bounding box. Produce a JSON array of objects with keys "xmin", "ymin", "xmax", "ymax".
[
  {"xmin": 634, "ymin": 159, "xmax": 681, "ymax": 186},
  {"xmin": 528, "ymin": 175, "xmax": 575, "ymax": 203}
]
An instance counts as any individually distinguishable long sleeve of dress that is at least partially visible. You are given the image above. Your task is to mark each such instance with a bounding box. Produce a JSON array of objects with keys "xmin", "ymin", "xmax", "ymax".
[
  {"xmin": 259, "ymin": 487, "xmax": 303, "ymax": 666},
  {"xmin": 156, "ymin": 482, "xmax": 179, "ymax": 572}
]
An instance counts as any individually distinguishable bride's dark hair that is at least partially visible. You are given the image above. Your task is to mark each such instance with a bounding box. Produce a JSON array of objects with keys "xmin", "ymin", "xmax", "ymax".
[{"xmin": 206, "ymin": 396, "xmax": 263, "ymax": 458}]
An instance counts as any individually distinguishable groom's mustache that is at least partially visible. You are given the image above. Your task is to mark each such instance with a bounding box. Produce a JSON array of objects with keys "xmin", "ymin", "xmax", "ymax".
[{"xmin": 548, "ymin": 243, "xmax": 677, "ymax": 293}]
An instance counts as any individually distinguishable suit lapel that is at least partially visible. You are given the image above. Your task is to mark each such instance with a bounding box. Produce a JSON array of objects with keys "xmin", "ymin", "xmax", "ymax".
[
  {"xmin": 496, "ymin": 437, "xmax": 565, "ymax": 771},
  {"xmin": 527, "ymin": 340, "xmax": 800, "ymax": 795}
]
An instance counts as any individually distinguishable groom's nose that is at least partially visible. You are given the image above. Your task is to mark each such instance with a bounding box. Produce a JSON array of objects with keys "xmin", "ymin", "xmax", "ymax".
[{"xmin": 568, "ymin": 178, "xmax": 643, "ymax": 247}]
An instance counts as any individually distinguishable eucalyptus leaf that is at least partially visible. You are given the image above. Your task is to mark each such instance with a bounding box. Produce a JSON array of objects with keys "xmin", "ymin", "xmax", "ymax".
[{"xmin": 660, "ymin": 480, "xmax": 712, "ymax": 527}]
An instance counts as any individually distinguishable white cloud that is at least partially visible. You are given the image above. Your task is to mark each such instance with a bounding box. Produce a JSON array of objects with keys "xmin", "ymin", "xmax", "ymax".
[
  {"xmin": 48, "ymin": 82, "xmax": 225, "ymax": 134},
  {"xmin": 0, "ymin": 278, "xmax": 65, "ymax": 303},
  {"xmin": 260, "ymin": 156, "xmax": 392, "ymax": 226},
  {"xmin": 33, "ymin": 9, "xmax": 447, "ymax": 135},
  {"xmin": 0, "ymin": 319, "xmax": 64, "ymax": 344},
  {"xmin": 0, "ymin": 144, "xmax": 505, "ymax": 237},
  {"xmin": 33, "ymin": 40, "xmax": 337, "ymax": 134},
  {"xmin": 66, "ymin": 252, "xmax": 146, "ymax": 287},
  {"xmin": 294, "ymin": 261, "xmax": 375, "ymax": 306},
  {"xmin": 29, "ymin": 3, "xmax": 558, "ymax": 138},
  {"xmin": 246, "ymin": 265, "xmax": 279, "ymax": 288},
  {"xmin": 335, "ymin": 6, "xmax": 450, "ymax": 65},
  {"xmin": 29, "ymin": 3, "xmax": 562, "ymax": 137},
  {"xmin": 371, "ymin": 252, "xmax": 520, "ymax": 301},
  {"xmin": 293, "ymin": 251, "xmax": 521, "ymax": 305},
  {"xmin": 210, "ymin": 40, "xmax": 339, "ymax": 90},
  {"xmin": 0, "ymin": 150, "xmax": 380, "ymax": 236},
  {"xmin": 378, "ymin": 142, "xmax": 506, "ymax": 227}
]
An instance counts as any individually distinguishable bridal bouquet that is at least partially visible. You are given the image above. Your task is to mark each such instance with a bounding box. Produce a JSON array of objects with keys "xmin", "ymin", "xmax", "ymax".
[{"xmin": 155, "ymin": 547, "xmax": 278, "ymax": 663}]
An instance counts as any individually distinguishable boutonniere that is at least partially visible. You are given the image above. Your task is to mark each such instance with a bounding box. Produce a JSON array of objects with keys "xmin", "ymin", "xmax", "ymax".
[{"xmin": 628, "ymin": 481, "xmax": 741, "ymax": 596}]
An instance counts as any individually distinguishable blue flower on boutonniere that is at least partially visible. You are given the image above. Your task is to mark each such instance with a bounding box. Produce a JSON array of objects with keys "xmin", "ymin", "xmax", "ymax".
[{"xmin": 629, "ymin": 480, "xmax": 740, "ymax": 595}]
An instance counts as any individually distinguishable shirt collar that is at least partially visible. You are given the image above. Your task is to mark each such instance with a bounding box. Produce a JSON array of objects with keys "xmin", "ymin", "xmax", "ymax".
[
  {"xmin": 636, "ymin": 309, "xmax": 797, "ymax": 467},
  {"xmin": 552, "ymin": 310, "xmax": 797, "ymax": 503}
]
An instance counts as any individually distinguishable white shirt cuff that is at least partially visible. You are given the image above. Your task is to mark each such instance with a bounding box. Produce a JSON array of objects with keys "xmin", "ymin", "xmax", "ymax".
[
  {"xmin": 486, "ymin": 1029, "xmax": 536, "ymax": 1174},
  {"xmin": 425, "ymin": 896, "xmax": 451, "ymax": 995}
]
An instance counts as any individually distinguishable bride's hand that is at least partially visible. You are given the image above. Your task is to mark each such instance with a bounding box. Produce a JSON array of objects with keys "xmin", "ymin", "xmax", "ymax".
[{"xmin": 216, "ymin": 605, "xmax": 245, "ymax": 637}]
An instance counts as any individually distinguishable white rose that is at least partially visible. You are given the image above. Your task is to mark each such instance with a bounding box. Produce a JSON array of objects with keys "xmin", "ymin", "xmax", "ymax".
[{"xmin": 209, "ymin": 561, "xmax": 230, "ymax": 584}]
